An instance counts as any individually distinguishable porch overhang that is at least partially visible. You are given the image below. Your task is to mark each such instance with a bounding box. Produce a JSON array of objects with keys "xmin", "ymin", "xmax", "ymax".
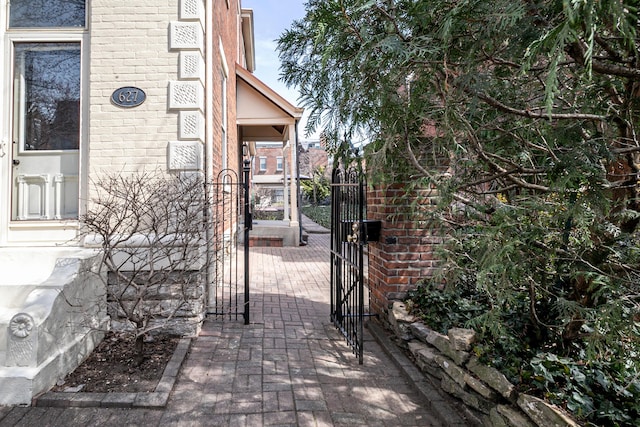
[
  {"xmin": 235, "ymin": 64, "xmax": 304, "ymax": 246},
  {"xmin": 236, "ymin": 64, "xmax": 303, "ymax": 142}
]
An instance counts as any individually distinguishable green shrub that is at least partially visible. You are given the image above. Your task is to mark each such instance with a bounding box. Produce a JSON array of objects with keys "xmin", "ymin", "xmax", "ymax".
[
  {"xmin": 253, "ymin": 209, "xmax": 284, "ymax": 221},
  {"xmin": 301, "ymin": 204, "xmax": 331, "ymax": 229},
  {"xmin": 530, "ymin": 352, "xmax": 640, "ymax": 424},
  {"xmin": 408, "ymin": 271, "xmax": 640, "ymax": 425},
  {"xmin": 301, "ymin": 167, "xmax": 330, "ymax": 205}
]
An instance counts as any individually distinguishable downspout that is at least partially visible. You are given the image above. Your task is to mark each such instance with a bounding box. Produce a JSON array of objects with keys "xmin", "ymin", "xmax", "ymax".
[{"xmin": 204, "ymin": 0, "xmax": 214, "ymax": 309}]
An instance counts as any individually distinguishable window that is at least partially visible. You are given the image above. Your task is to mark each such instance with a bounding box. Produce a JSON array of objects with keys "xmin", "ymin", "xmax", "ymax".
[
  {"xmin": 13, "ymin": 43, "xmax": 81, "ymax": 151},
  {"xmin": 276, "ymin": 156, "xmax": 283, "ymax": 172},
  {"xmin": 9, "ymin": 2, "xmax": 85, "ymax": 153},
  {"xmin": 259, "ymin": 157, "xmax": 267, "ymax": 172},
  {"xmin": 219, "ymin": 39, "xmax": 229, "ymax": 171},
  {"xmin": 10, "ymin": 0, "xmax": 86, "ymax": 28},
  {"xmin": 221, "ymin": 68, "xmax": 228, "ymax": 170}
]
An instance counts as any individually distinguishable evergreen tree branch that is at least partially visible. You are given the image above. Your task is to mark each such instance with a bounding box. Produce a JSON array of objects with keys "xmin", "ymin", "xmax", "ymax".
[{"xmin": 475, "ymin": 91, "xmax": 608, "ymax": 121}]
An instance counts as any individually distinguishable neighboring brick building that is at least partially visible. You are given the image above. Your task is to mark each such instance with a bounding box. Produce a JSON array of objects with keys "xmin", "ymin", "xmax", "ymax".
[
  {"xmin": 250, "ymin": 139, "xmax": 328, "ymax": 215},
  {"xmin": 299, "ymin": 140, "xmax": 330, "ymax": 179},
  {"xmin": 252, "ymin": 142, "xmax": 287, "ymax": 209}
]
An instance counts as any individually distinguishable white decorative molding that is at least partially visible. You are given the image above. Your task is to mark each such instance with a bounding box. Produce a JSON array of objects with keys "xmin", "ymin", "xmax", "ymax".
[
  {"xmin": 168, "ymin": 81, "xmax": 204, "ymax": 110},
  {"xmin": 7, "ymin": 312, "xmax": 36, "ymax": 367},
  {"xmin": 168, "ymin": 141, "xmax": 203, "ymax": 171},
  {"xmin": 53, "ymin": 174, "xmax": 79, "ymax": 220},
  {"xmin": 169, "ymin": 21, "xmax": 203, "ymax": 51},
  {"xmin": 10, "ymin": 313, "xmax": 34, "ymax": 338},
  {"xmin": 169, "ymin": 1, "xmax": 207, "ymax": 172},
  {"xmin": 16, "ymin": 174, "xmax": 50, "ymax": 220},
  {"xmin": 179, "ymin": 111, "xmax": 205, "ymax": 141},
  {"xmin": 180, "ymin": 0, "xmax": 205, "ymax": 26},
  {"xmin": 179, "ymin": 51, "xmax": 205, "ymax": 82}
]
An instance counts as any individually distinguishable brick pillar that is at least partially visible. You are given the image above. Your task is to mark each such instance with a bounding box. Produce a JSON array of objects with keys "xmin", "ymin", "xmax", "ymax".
[{"xmin": 367, "ymin": 184, "xmax": 442, "ymax": 317}]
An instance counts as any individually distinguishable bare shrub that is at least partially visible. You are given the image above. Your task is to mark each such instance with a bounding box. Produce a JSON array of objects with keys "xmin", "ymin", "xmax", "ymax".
[{"xmin": 81, "ymin": 170, "xmax": 209, "ymax": 358}]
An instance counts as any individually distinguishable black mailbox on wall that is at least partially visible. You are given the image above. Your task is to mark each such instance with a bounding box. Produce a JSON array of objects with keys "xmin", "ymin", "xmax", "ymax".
[{"xmin": 363, "ymin": 220, "xmax": 382, "ymax": 243}]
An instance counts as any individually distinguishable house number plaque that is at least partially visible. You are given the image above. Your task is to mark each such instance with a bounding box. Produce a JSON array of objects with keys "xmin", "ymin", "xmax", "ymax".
[{"xmin": 111, "ymin": 86, "xmax": 146, "ymax": 108}]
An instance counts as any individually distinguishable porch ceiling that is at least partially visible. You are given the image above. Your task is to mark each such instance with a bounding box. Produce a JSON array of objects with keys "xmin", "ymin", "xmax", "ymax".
[
  {"xmin": 242, "ymin": 124, "xmax": 289, "ymax": 142},
  {"xmin": 236, "ymin": 64, "xmax": 303, "ymax": 143}
]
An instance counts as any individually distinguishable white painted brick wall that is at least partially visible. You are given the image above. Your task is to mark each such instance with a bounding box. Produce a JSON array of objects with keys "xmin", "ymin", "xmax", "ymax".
[{"xmin": 88, "ymin": 0, "xmax": 179, "ymax": 176}]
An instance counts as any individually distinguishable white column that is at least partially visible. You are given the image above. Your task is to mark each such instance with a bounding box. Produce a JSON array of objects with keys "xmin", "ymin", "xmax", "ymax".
[
  {"xmin": 283, "ymin": 143, "xmax": 289, "ymax": 221},
  {"xmin": 288, "ymin": 123, "xmax": 298, "ymax": 227}
]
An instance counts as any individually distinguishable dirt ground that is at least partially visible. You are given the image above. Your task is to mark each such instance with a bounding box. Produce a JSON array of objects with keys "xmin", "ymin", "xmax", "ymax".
[{"xmin": 53, "ymin": 332, "xmax": 179, "ymax": 393}]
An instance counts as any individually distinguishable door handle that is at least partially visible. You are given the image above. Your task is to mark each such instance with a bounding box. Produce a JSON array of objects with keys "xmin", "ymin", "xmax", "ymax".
[{"xmin": 12, "ymin": 159, "xmax": 20, "ymax": 166}]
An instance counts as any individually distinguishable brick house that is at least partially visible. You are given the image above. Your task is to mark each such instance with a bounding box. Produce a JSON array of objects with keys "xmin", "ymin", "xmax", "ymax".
[
  {"xmin": 0, "ymin": 0, "xmax": 303, "ymax": 244},
  {"xmin": 0, "ymin": 0, "xmax": 302, "ymax": 404},
  {"xmin": 251, "ymin": 140, "xmax": 329, "ymax": 210},
  {"xmin": 299, "ymin": 140, "xmax": 330, "ymax": 178},
  {"xmin": 252, "ymin": 142, "xmax": 288, "ymax": 210}
]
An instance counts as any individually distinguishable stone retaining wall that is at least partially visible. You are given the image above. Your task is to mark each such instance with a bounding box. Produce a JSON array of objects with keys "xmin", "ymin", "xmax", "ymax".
[
  {"xmin": 107, "ymin": 270, "xmax": 205, "ymax": 337},
  {"xmin": 386, "ymin": 301, "xmax": 580, "ymax": 427}
]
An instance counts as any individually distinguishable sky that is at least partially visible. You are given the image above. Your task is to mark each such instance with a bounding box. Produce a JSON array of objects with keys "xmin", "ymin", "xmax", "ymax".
[{"xmin": 240, "ymin": 0, "xmax": 318, "ymax": 140}]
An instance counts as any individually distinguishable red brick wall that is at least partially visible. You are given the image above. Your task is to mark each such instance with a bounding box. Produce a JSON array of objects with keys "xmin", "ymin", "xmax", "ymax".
[
  {"xmin": 211, "ymin": 0, "xmax": 240, "ymax": 176},
  {"xmin": 254, "ymin": 146, "xmax": 284, "ymax": 175},
  {"xmin": 367, "ymin": 184, "xmax": 443, "ymax": 316}
]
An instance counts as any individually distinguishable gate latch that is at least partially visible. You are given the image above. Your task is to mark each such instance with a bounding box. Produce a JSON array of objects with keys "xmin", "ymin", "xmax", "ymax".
[
  {"xmin": 342, "ymin": 220, "xmax": 382, "ymax": 244},
  {"xmin": 347, "ymin": 222, "xmax": 359, "ymax": 244}
]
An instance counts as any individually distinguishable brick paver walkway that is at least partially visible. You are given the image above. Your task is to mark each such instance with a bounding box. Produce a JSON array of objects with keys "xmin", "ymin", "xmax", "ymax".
[{"xmin": 0, "ymin": 233, "xmax": 443, "ymax": 426}]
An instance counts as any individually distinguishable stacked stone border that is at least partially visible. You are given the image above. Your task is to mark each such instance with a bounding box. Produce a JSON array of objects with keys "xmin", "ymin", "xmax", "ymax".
[
  {"xmin": 383, "ymin": 301, "xmax": 580, "ymax": 427},
  {"xmin": 366, "ymin": 182, "xmax": 582, "ymax": 425},
  {"xmin": 107, "ymin": 270, "xmax": 206, "ymax": 337},
  {"xmin": 33, "ymin": 338, "xmax": 191, "ymax": 409}
]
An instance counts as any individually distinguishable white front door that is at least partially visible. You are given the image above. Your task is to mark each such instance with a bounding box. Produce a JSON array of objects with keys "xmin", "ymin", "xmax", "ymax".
[
  {"xmin": 10, "ymin": 42, "xmax": 80, "ymax": 222},
  {"xmin": 0, "ymin": 0, "xmax": 86, "ymax": 245}
]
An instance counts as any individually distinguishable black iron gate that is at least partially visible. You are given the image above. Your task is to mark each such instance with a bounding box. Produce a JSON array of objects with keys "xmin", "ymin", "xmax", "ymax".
[
  {"xmin": 208, "ymin": 161, "xmax": 251, "ymax": 324},
  {"xmin": 330, "ymin": 167, "xmax": 369, "ymax": 364}
]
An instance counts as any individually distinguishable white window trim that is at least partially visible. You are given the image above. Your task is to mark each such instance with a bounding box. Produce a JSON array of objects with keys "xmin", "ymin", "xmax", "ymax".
[{"xmin": 219, "ymin": 38, "xmax": 228, "ymax": 171}]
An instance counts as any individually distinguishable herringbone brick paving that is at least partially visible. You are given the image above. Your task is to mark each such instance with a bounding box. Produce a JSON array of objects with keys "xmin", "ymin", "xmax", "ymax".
[{"xmin": 0, "ymin": 233, "xmax": 444, "ymax": 426}]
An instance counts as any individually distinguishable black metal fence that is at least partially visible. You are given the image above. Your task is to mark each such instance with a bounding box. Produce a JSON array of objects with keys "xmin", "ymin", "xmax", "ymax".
[
  {"xmin": 330, "ymin": 167, "xmax": 368, "ymax": 364},
  {"xmin": 207, "ymin": 162, "xmax": 251, "ymax": 324}
]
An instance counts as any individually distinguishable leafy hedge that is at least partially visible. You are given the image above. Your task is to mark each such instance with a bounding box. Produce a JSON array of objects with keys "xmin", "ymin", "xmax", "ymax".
[
  {"xmin": 301, "ymin": 204, "xmax": 331, "ymax": 229},
  {"xmin": 408, "ymin": 269, "xmax": 640, "ymax": 426}
]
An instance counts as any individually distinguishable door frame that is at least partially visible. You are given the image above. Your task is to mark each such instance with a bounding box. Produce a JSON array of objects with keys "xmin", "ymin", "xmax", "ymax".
[{"xmin": 1, "ymin": 22, "xmax": 89, "ymax": 246}]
